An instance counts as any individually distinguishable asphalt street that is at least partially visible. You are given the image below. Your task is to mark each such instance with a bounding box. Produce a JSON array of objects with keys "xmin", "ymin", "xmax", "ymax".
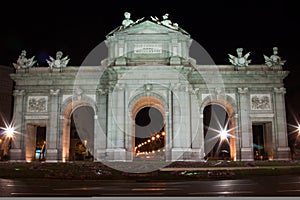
[{"xmin": 1, "ymin": 175, "xmax": 300, "ymax": 197}]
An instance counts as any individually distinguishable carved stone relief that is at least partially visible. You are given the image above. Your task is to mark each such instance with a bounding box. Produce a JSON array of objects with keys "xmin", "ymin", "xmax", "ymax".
[
  {"xmin": 27, "ymin": 96, "xmax": 48, "ymax": 112},
  {"xmin": 251, "ymin": 94, "xmax": 271, "ymax": 110}
]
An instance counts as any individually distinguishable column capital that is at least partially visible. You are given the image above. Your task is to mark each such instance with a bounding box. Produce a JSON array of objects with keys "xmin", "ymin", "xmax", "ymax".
[
  {"xmin": 50, "ymin": 89, "xmax": 60, "ymax": 96},
  {"xmin": 13, "ymin": 89, "xmax": 25, "ymax": 96},
  {"xmin": 114, "ymin": 83, "xmax": 126, "ymax": 91},
  {"xmin": 274, "ymin": 87, "xmax": 286, "ymax": 94},
  {"xmin": 238, "ymin": 87, "xmax": 248, "ymax": 94},
  {"xmin": 97, "ymin": 88, "xmax": 108, "ymax": 95}
]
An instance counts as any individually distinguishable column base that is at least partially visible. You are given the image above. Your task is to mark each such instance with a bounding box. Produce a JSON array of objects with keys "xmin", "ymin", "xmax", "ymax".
[
  {"xmin": 95, "ymin": 148, "xmax": 127, "ymax": 161},
  {"xmin": 171, "ymin": 148, "xmax": 198, "ymax": 161},
  {"xmin": 275, "ymin": 147, "xmax": 291, "ymax": 160},
  {"xmin": 45, "ymin": 149, "xmax": 58, "ymax": 162},
  {"xmin": 241, "ymin": 147, "xmax": 254, "ymax": 161},
  {"xmin": 9, "ymin": 149, "xmax": 25, "ymax": 162}
]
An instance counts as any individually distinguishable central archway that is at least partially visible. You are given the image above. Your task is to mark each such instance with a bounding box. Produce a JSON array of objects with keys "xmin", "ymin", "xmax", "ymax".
[{"xmin": 131, "ymin": 96, "xmax": 166, "ymax": 161}]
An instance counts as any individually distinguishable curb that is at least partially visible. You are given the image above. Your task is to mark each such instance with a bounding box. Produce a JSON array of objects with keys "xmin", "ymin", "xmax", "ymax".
[{"xmin": 159, "ymin": 166, "xmax": 297, "ymax": 171}]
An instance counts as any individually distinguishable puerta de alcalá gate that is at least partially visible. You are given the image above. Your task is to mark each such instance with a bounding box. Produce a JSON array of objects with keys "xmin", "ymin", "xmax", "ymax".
[{"xmin": 9, "ymin": 12, "xmax": 290, "ymax": 163}]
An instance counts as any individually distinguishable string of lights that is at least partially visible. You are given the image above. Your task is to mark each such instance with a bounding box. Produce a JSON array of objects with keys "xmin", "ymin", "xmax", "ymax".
[{"xmin": 135, "ymin": 131, "xmax": 166, "ymax": 155}]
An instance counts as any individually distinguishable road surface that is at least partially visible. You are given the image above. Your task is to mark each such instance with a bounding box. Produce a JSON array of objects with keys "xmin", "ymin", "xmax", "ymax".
[{"xmin": 1, "ymin": 175, "xmax": 300, "ymax": 197}]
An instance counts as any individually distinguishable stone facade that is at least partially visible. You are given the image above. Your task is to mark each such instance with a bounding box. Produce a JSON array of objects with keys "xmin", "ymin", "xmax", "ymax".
[{"xmin": 9, "ymin": 20, "xmax": 290, "ymax": 162}]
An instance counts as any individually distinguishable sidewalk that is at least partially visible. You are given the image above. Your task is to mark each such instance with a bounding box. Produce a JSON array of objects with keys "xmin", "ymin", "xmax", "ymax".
[{"xmin": 160, "ymin": 165, "xmax": 297, "ymax": 171}]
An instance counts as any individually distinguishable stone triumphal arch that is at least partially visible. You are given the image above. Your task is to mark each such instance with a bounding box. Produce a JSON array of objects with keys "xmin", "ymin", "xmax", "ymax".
[{"xmin": 9, "ymin": 13, "xmax": 290, "ymax": 162}]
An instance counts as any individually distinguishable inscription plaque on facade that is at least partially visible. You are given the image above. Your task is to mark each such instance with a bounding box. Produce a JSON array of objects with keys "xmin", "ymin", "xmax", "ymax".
[
  {"xmin": 251, "ymin": 94, "xmax": 271, "ymax": 110},
  {"xmin": 27, "ymin": 96, "xmax": 48, "ymax": 112},
  {"xmin": 134, "ymin": 43, "xmax": 162, "ymax": 54}
]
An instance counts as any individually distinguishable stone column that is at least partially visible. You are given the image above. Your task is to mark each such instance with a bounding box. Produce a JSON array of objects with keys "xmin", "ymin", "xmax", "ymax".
[
  {"xmin": 94, "ymin": 90, "xmax": 107, "ymax": 161},
  {"xmin": 165, "ymin": 88, "xmax": 173, "ymax": 161},
  {"xmin": 274, "ymin": 87, "xmax": 290, "ymax": 160},
  {"xmin": 171, "ymin": 83, "xmax": 191, "ymax": 161},
  {"xmin": 190, "ymin": 89, "xmax": 204, "ymax": 160},
  {"xmin": 106, "ymin": 84, "xmax": 126, "ymax": 161},
  {"xmin": 46, "ymin": 89, "xmax": 60, "ymax": 162},
  {"xmin": 9, "ymin": 90, "xmax": 25, "ymax": 161},
  {"xmin": 234, "ymin": 113, "xmax": 240, "ymax": 160},
  {"xmin": 238, "ymin": 87, "xmax": 253, "ymax": 161},
  {"xmin": 106, "ymin": 87, "xmax": 113, "ymax": 149},
  {"xmin": 124, "ymin": 89, "xmax": 132, "ymax": 160},
  {"xmin": 115, "ymin": 84, "xmax": 125, "ymax": 148}
]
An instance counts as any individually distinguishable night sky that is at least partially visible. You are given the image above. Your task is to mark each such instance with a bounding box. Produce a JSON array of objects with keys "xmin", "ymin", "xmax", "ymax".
[{"xmin": 0, "ymin": 0, "xmax": 299, "ymax": 129}]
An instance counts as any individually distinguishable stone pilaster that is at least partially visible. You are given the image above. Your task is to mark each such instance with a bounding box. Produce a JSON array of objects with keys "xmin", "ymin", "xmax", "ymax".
[
  {"xmin": 274, "ymin": 87, "xmax": 290, "ymax": 160},
  {"xmin": 190, "ymin": 88, "xmax": 204, "ymax": 160},
  {"xmin": 106, "ymin": 83, "xmax": 126, "ymax": 161},
  {"xmin": 171, "ymin": 83, "xmax": 192, "ymax": 161},
  {"xmin": 115, "ymin": 83, "xmax": 125, "ymax": 148},
  {"xmin": 238, "ymin": 87, "xmax": 253, "ymax": 161},
  {"xmin": 9, "ymin": 90, "xmax": 25, "ymax": 161},
  {"xmin": 94, "ymin": 90, "xmax": 107, "ymax": 161},
  {"xmin": 45, "ymin": 89, "xmax": 60, "ymax": 162}
]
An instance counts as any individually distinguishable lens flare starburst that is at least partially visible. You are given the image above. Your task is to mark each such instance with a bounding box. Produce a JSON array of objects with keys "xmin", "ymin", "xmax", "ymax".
[
  {"xmin": 0, "ymin": 120, "xmax": 19, "ymax": 140},
  {"xmin": 204, "ymin": 117, "xmax": 236, "ymax": 157}
]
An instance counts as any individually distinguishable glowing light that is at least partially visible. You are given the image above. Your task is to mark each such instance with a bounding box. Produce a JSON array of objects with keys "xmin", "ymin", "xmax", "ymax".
[
  {"xmin": 1, "ymin": 123, "xmax": 17, "ymax": 139},
  {"xmin": 288, "ymin": 122, "xmax": 300, "ymax": 136},
  {"xmin": 220, "ymin": 129, "xmax": 228, "ymax": 141},
  {"xmin": 147, "ymin": 139, "xmax": 151, "ymax": 143},
  {"xmin": 161, "ymin": 132, "xmax": 166, "ymax": 136},
  {"xmin": 151, "ymin": 136, "xmax": 155, "ymax": 140},
  {"xmin": 156, "ymin": 134, "xmax": 160, "ymax": 138}
]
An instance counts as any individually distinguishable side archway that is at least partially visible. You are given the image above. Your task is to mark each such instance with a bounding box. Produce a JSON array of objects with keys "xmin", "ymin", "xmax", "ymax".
[
  {"xmin": 201, "ymin": 96, "xmax": 237, "ymax": 161},
  {"xmin": 60, "ymin": 96, "xmax": 97, "ymax": 162}
]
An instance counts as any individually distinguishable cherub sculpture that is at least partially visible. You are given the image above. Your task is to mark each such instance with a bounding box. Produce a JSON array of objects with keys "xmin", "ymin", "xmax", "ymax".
[
  {"xmin": 151, "ymin": 13, "xmax": 179, "ymax": 30},
  {"xmin": 122, "ymin": 12, "xmax": 134, "ymax": 28},
  {"xmin": 47, "ymin": 51, "xmax": 70, "ymax": 71},
  {"xmin": 263, "ymin": 47, "xmax": 286, "ymax": 67},
  {"xmin": 106, "ymin": 12, "xmax": 144, "ymax": 37},
  {"xmin": 150, "ymin": 13, "xmax": 189, "ymax": 35},
  {"xmin": 121, "ymin": 12, "xmax": 144, "ymax": 29},
  {"xmin": 13, "ymin": 50, "xmax": 36, "ymax": 70},
  {"xmin": 228, "ymin": 48, "xmax": 251, "ymax": 68}
]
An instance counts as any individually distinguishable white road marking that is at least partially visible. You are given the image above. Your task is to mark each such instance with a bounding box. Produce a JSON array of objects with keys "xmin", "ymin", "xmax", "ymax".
[{"xmin": 189, "ymin": 191, "xmax": 254, "ymax": 195}]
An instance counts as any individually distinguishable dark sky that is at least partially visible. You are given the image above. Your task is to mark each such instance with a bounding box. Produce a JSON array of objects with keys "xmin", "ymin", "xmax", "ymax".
[{"xmin": 0, "ymin": 0, "xmax": 299, "ymax": 127}]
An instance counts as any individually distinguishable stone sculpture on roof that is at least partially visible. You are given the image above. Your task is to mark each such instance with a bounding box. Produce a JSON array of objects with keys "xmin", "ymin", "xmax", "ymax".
[
  {"xmin": 151, "ymin": 13, "xmax": 189, "ymax": 35},
  {"xmin": 46, "ymin": 51, "xmax": 70, "ymax": 71},
  {"xmin": 263, "ymin": 47, "xmax": 286, "ymax": 67},
  {"xmin": 228, "ymin": 48, "xmax": 251, "ymax": 68},
  {"xmin": 13, "ymin": 50, "xmax": 36, "ymax": 70}
]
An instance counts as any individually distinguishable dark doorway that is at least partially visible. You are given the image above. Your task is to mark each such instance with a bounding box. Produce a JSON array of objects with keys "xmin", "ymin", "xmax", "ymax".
[
  {"xmin": 134, "ymin": 107, "xmax": 165, "ymax": 160},
  {"xmin": 35, "ymin": 126, "xmax": 46, "ymax": 161},
  {"xmin": 252, "ymin": 122, "xmax": 272, "ymax": 160},
  {"xmin": 203, "ymin": 104, "xmax": 230, "ymax": 160}
]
